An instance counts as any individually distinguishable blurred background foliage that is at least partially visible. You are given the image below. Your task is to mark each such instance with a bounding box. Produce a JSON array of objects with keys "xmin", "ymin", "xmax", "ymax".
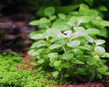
[{"xmin": 0, "ymin": 0, "xmax": 108, "ymax": 18}]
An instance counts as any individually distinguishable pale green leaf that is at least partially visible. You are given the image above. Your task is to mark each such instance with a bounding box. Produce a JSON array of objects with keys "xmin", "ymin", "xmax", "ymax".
[
  {"xmin": 49, "ymin": 44, "xmax": 61, "ymax": 49},
  {"xmin": 62, "ymin": 53, "xmax": 74, "ymax": 60},
  {"xmin": 67, "ymin": 22, "xmax": 75, "ymax": 26},
  {"xmin": 28, "ymin": 49, "xmax": 36, "ymax": 56},
  {"xmin": 67, "ymin": 40, "xmax": 80, "ymax": 48},
  {"xmin": 54, "ymin": 60, "xmax": 61, "ymax": 66},
  {"xmin": 74, "ymin": 31, "xmax": 88, "ymax": 36},
  {"xmin": 38, "ymin": 59, "xmax": 44, "ymax": 64},
  {"xmin": 86, "ymin": 28, "xmax": 100, "ymax": 35},
  {"xmin": 46, "ymin": 29, "xmax": 61, "ymax": 37},
  {"xmin": 105, "ymin": 53, "xmax": 109, "ymax": 57},
  {"xmin": 78, "ymin": 16, "xmax": 91, "ymax": 26},
  {"xmin": 100, "ymin": 21, "xmax": 109, "ymax": 26},
  {"xmin": 53, "ymin": 25, "xmax": 69, "ymax": 31},
  {"xmin": 58, "ymin": 13, "xmax": 66, "ymax": 20},
  {"xmin": 95, "ymin": 46, "xmax": 105, "ymax": 56},
  {"xmin": 52, "ymin": 71, "xmax": 59, "ymax": 77},
  {"xmin": 48, "ymin": 53, "xmax": 58, "ymax": 58},
  {"xmin": 85, "ymin": 36, "xmax": 94, "ymax": 43},
  {"xmin": 69, "ymin": 17, "xmax": 77, "ymax": 22},
  {"xmin": 94, "ymin": 39, "xmax": 105, "ymax": 45},
  {"xmin": 74, "ymin": 27, "xmax": 85, "ymax": 32},
  {"xmin": 30, "ymin": 34, "xmax": 44, "ymax": 40},
  {"xmin": 50, "ymin": 15, "xmax": 57, "ymax": 20},
  {"xmin": 31, "ymin": 40, "xmax": 46, "ymax": 48},
  {"xmin": 29, "ymin": 20, "xmax": 41, "ymax": 25},
  {"xmin": 32, "ymin": 49, "xmax": 43, "ymax": 56},
  {"xmin": 64, "ymin": 30, "xmax": 72, "ymax": 35}
]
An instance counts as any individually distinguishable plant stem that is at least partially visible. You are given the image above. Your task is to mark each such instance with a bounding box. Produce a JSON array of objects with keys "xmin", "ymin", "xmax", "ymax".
[{"xmin": 62, "ymin": 46, "xmax": 66, "ymax": 53}]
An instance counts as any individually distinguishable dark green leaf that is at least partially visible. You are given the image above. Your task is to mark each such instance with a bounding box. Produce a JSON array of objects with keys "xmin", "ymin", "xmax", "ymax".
[
  {"xmin": 44, "ymin": 7, "xmax": 55, "ymax": 17},
  {"xmin": 97, "ymin": 5, "xmax": 107, "ymax": 11},
  {"xmin": 97, "ymin": 67, "xmax": 107, "ymax": 74}
]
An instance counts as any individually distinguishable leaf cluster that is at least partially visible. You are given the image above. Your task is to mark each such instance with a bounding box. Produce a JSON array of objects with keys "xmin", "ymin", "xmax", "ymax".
[{"xmin": 29, "ymin": 4, "xmax": 109, "ymax": 82}]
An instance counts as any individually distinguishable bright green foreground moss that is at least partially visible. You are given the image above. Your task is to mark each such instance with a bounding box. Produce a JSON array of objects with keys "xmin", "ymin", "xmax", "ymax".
[{"xmin": 0, "ymin": 52, "xmax": 57, "ymax": 87}]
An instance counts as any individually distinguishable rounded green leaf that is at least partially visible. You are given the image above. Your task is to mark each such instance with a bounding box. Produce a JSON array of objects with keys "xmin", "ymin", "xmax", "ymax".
[
  {"xmin": 97, "ymin": 74, "xmax": 102, "ymax": 79},
  {"xmin": 97, "ymin": 5, "xmax": 107, "ymax": 11},
  {"xmin": 49, "ymin": 44, "xmax": 62, "ymax": 49},
  {"xmin": 74, "ymin": 31, "xmax": 88, "ymax": 36},
  {"xmin": 32, "ymin": 49, "xmax": 43, "ymax": 56},
  {"xmin": 53, "ymin": 25, "xmax": 69, "ymax": 31},
  {"xmin": 64, "ymin": 30, "xmax": 72, "ymax": 35},
  {"xmin": 58, "ymin": 13, "xmax": 66, "ymax": 20},
  {"xmin": 29, "ymin": 20, "xmax": 41, "ymax": 25},
  {"xmin": 52, "ymin": 71, "xmax": 59, "ymax": 77},
  {"xmin": 105, "ymin": 53, "xmax": 109, "ymax": 57},
  {"xmin": 95, "ymin": 46, "xmax": 105, "ymax": 56},
  {"xmin": 30, "ymin": 62, "xmax": 39, "ymax": 66},
  {"xmin": 77, "ymin": 68, "xmax": 86, "ymax": 73},
  {"xmin": 78, "ymin": 16, "xmax": 91, "ymax": 26},
  {"xmin": 46, "ymin": 29, "xmax": 61, "ymax": 37},
  {"xmin": 63, "ymin": 63, "xmax": 71, "ymax": 68},
  {"xmin": 69, "ymin": 17, "xmax": 77, "ymax": 22},
  {"xmin": 39, "ymin": 17, "xmax": 50, "ymax": 23},
  {"xmin": 67, "ymin": 22, "xmax": 75, "ymax": 26},
  {"xmin": 79, "ymin": 7, "xmax": 88, "ymax": 16},
  {"xmin": 31, "ymin": 40, "xmax": 46, "ymax": 48},
  {"xmin": 50, "ymin": 15, "xmax": 57, "ymax": 20},
  {"xmin": 44, "ymin": 7, "xmax": 55, "ymax": 17},
  {"xmin": 67, "ymin": 40, "xmax": 80, "ymax": 48},
  {"xmin": 94, "ymin": 39, "xmax": 105, "ymax": 45},
  {"xmin": 48, "ymin": 53, "xmax": 58, "ymax": 58},
  {"xmin": 86, "ymin": 28, "xmax": 100, "ymax": 35},
  {"xmin": 86, "ymin": 59, "xmax": 97, "ymax": 65},
  {"xmin": 54, "ymin": 60, "xmax": 61, "ymax": 66},
  {"xmin": 74, "ymin": 27, "xmax": 85, "ymax": 32},
  {"xmin": 28, "ymin": 49, "xmax": 36, "ymax": 56},
  {"xmin": 50, "ymin": 57, "xmax": 57, "ymax": 63},
  {"xmin": 100, "ymin": 21, "xmax": 109, "ymax": 26},
  {"xmin": 30, "ymin": 34, "xmax": 44, "ymax": 40},
  {"xmin": 48, "ymin": 53, "xmax": 58, "ymax": 62},
  {"xmin": 64, "ymin": 74, "xmax": 70, "ymax": 77},
  {"xmin": 55, "ymin": 39, "xmax": 65, "ymax": 45},
  {"xmin": 62, "ymin": 53, "xmax": 74, "ymax": 60},
  {"xmin": 85, "ymin": 36, "xmax": 94, "ymax": 43},
  {"xmin": 38, "ymin": 59, "xmax": 44, "ymax": 64},
  {"xmin": 97, "ymin": 67, "xmax": 107, "ymax": 74}
]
